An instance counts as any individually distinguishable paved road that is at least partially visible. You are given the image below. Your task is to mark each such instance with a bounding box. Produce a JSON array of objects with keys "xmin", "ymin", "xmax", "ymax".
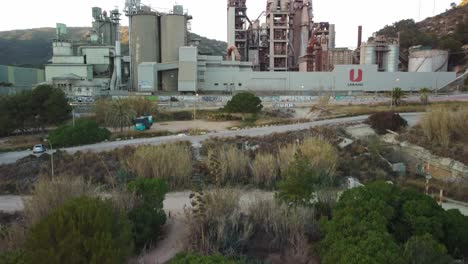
[{"xmin": 0, "ymin": 113, "xmax": 422, "ymax": 166}]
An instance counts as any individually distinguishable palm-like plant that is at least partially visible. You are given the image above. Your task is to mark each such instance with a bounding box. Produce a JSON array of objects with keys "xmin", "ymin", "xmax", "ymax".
[
  {"xmin": 420, "ymin": 87, "xmax": 430, "ymax": 105},
  {"xmin": 392, "ymin": 87, "xmax": 404, "ymax": 107}
]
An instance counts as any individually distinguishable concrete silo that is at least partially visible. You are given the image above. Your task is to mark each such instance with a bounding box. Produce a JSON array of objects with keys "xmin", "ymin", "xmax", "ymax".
[
  {"xmin": 160, "ymin": 6, "xmax": 187, "ymax": 91},
  {"xmin": 385, "ymin": 44, "xmax": 399, "ymax": 72},
  {"xmin": 409, "ymin": 49, "xmax": 449, "ymax": 72},
  {"xmin": 360, "ymin": 44, "xmax": 376, "ymax": 65},
  {"xmin": 129, "ymin": 11, "xmax": 160, "ymax": 90}
]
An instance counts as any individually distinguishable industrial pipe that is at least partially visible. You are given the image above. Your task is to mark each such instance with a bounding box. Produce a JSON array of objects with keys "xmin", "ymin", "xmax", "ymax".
[{"xmin": 227, "ymin": 46, "xmax": 241, "ymax": 61}]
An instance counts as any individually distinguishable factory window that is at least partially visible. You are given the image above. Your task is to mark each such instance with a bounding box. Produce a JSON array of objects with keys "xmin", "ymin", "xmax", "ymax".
[
  {"xmin": 214, "ymin": 83, "xmax": 219, "ymax": 86},
  {"xmin": 78, "ymin": 88, "xmax": 82, "ymax": 93},
  {"xmin": 238, "ymin": 83, "xmax": 242, "ymax": 87}
]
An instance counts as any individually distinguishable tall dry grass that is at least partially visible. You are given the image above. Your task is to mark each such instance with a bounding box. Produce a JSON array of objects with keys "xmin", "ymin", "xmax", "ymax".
[
  {"xmin": 420, "ymin": 106, "xmax": 468, "ymax": 148},
  {"xmin": 277, "ymin": 137, "xmax": 338, "ymax": 175},
  {"xmin": 185, "ymin": 188, "xmax": 318, "ymax": 261},
  {"xmin": 248, "ymin": 198, "xmax": 318, "ymax": 263},
  {"xmin": 206, "ymin": 146, "xmax": 250, "ymax": 185},
  {"xmin": 186, "ymin": 188, "xmax": 252, "ymax": 256},
  {"xmin": 4, "ymin": 176, "xmax": 97, "ymax": 250},
  {"xmin": 251, "ymin": 153, "xmax": 278, "ymax": 189},
  {"xmin": 298, "ymin": 137, "xmax": 338, "ymax": 176},
  {"xmin": 126, "ymin": 143, "xmax": 193, "ymax": 189}
]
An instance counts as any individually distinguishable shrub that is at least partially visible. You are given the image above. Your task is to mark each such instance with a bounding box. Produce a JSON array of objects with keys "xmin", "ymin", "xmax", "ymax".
[
  {"xmin": 49, "ymin": 119, "xmax": 111, "ymax": 148},
  {"xmin": 4, "ymin": 176, "xmax": 96, "ymax": 249},
  {"xmin": 126, "ymin": 143, "xmax": 193, "ymax": 189},
  {"xmin": 366, "ymin": 111, "xmax": 408, "ymax": 134},
  {"xmin": 403, "ymin": 234, "xmax": 452, "ymax": 264},
  {"xmin": 420, "ymin": 106, "xmax": 468, "ymax": 148},
  {"xmin": 251, "ymin": 153, "xmax": 278, "ymax": 189},
  {"xmin": 0, "ymin": 250, "xmax": 25, "ymax": 264},
  {"xmin": 25, "ymin": 196, "xmax": 133, "ymax": 264},
  {"xmin": 127, "ymin": 178, "xmax": 168, "ymax": 250},
  {"xmin": 169, "ymin": 252, "xmax": 244, "ymax": 264},
  {"xmin": 277, "ymin": 143, "xmax": 297, "ymax": 173},
  {"xmin": 277, "ymin": 157, "xmax": 337, "ymax": 207},
  {"xmin": 224, "ymin": 92, "xmax": 263, "ymax": 115}
]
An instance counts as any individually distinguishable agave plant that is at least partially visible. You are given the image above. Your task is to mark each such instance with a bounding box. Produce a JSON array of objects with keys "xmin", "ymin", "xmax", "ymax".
[
  {"xmin": 391, "ymin": 87, "xmax": 404, "ymax": 107},
  {"xmin": 420, "ymin": 87, "xmax": 430, "ymax": 105}
]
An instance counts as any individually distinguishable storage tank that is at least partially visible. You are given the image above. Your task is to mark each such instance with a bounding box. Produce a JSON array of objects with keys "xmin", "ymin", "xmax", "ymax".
[
  {"xmin": 53, "ymin": 42, "xmax": 73, "ymax": 56},
  {"xmin": 161, "ymin": 13, "xmax": 187, "ymax": 91},
  {"xmin": 409, "ymin": 49, "xmax": 449, "ymax": 72},
  {"xmin": 386, "ymin": 44, "xmax": 399, "ymax": 72},
  {"xmin": 360, "ymin": 44, "xmax": 376, "ymax": 65},
  {"xmin": 130, "ymin": 13, "xmax": 160, "ymax": 90}
]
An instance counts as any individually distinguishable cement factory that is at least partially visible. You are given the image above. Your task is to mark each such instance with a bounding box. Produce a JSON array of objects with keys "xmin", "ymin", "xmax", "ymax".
[{"xmin": 40, "ymin": 0, "xmax": 457, "ymax": 98}]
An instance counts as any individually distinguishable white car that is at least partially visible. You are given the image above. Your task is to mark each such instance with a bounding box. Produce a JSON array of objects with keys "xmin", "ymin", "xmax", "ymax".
[{"xmin": 33, "ymin": 144, "xmax": 46, "ymax": 154}]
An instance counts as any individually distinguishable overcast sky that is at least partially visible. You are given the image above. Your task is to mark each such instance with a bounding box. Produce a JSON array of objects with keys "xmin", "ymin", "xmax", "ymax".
[{"xmin": 0, "ymin": 0, "xmax": 460, "ymax": 48}]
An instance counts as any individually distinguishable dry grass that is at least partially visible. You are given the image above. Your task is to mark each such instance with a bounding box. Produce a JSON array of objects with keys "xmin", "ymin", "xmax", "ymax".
[
  {"xmin": 206, "ymin": 146, "xmax": 250, "ymax": 185},
  {"xmin": 277, "ymin": 137, "xmax": 338, "ymax": 176},
  {"xmin": 420, "ymin": 106, "xmax": 468, "ymax": 148},
  {"xmin": 126, "ymin": 143, "xmax": 193, "ymax": 189},
  {"xmin": 3, "ymin": 176, "xmax": 97, "ymax": 250},
  {"xmin": 251, "ymin": 153, "xmax": 279, "ymax": 189},
  {"xmin": 327, "ymin": 101, "xmax": 468, "ymax": 117},
  {"xmin": 186, "ymin": 189, "xmax": 319, "ymax": 261}
]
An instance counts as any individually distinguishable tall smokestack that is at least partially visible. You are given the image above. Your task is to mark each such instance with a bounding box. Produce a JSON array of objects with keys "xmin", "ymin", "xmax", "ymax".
[{"xmin": 358, "ymin": 25, "xmax": 362, "ymax": 49}]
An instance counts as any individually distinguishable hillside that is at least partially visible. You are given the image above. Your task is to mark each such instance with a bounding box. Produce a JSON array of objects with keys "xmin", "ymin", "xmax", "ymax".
[
  {"xmin": 373, "ymin": 4, "xmax": 468, "ymax": 71},
  {"xmin": 0, "ymin": 27, "xmax": 227, "ymax": 69}
]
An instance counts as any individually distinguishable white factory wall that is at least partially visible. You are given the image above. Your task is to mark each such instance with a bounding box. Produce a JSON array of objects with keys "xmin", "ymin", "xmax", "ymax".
[
  {"xmin": 52, "ymin": 56, "xmax": 85, "ymax": 64},
  {"xmin": 82, "ymin": 48, "xmax": 111, "ymax": 65},
  {"xmin": 45, "ymin": 65, "xmax": 93, "ymax": 82}
]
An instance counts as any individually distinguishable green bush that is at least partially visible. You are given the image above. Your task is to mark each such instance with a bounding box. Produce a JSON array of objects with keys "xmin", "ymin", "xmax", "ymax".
[
  {"xmin": 403, "ymin": 234, "xmax": 452, "ymax": 264},
  {"xmin": 224, "ymin": 92, "xmax": 263, "ymax": 115},
  {"xmin": 128, "ymin": 178, "xmax": 168, "ymax": 250},
  {"xmin": 169, "ymin": 252, "xmax": 244, "ymax": 264},
  {"xmin": 277, "ymin": 156, "xmax": 337, "ymax": 207},
  {"xmin": 0, "ymin": 250, "xmax": 25, "ymax": 264},
  {"xmin": 366, "ymin": 112, "xmax": 408, "ymax": 134},
  {"xmin": 49, "ymin": 119, "xmax": 111, "ymax": 148},
  {"xmin": 25, "ymin": 196, "xmax": 133, "ymax": 264},
  {"xmin": 319, "ymin": 182, "xmax": 468, "ymax": 263}
]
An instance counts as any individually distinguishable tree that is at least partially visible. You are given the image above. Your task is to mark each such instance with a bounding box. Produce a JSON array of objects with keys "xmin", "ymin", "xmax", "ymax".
[
  {"xmin": 420, "ymin": 87, "xmax": 430, "ymax": 105},
  {"xmin": 224, "ymin": 92, "xmax": 263, "ymax": 116},
  {"xmin": 25, "ymin": 196, "xmax": 133, "ymax": 264},
  {"xmin": 391, "ymin": 87, "xmax": 404, "ymax": 107},
  {"xmin": 443, "ymin": 209, "xmax": 468, "ymax": 258},
  {"xmin": 94, "ymin": 98, "xmax": 135, "ymax": 132},
  {"xmin": 31, "ymin": 84, "xmax": 71, "ymax": 128},
  {"xmin": 403, "ymin": 234, "xmax": 452, "ymax": 264},
  {"xmin": 127, "ymin": 178, "xmax": 168, "ymax": 251}
]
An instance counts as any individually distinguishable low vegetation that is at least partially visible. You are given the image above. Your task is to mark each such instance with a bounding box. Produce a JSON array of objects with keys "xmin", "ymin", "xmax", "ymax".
[
  {"xmin": 420, "ymin": 106, "xmax": 468, "ymax": 148},
  {"xmin": 401, "ymin": 105, "xmax": 468, "ymax": 163},
  {"xmin": 48, "ymin": 119, "xmax": 111, "ymax": 148}
]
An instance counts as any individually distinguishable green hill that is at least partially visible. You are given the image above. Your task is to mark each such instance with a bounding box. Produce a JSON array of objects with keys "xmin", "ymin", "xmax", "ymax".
[
  {"xmin": 373, "ymin": 4, "xmax": 467, "ymax": 71},
  {"xmin": 0, "ymin": 27, "xmax": 227, "ymax": 69}
]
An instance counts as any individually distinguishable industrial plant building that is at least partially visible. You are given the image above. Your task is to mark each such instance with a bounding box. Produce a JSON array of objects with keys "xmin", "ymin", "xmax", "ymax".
[{"xmin": 43, "ymin": 0, "xmax": 457, "ymax": 98}]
